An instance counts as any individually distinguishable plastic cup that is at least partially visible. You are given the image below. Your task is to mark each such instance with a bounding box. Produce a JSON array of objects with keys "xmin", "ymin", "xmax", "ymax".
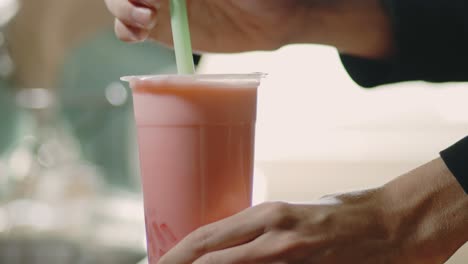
[{"xmin": 123, "ymin": 73, "xmax": 264, "ymax": 263}]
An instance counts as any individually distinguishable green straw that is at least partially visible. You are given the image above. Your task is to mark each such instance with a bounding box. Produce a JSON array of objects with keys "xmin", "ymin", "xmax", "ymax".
[{"xmin": 170, "ymin": 0, "xmax": 195, "ymax": 74}]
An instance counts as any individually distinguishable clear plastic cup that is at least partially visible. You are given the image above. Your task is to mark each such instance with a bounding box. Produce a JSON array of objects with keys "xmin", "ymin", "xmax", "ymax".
[{"xmin": 122, "ymin": 73, "xmax": 264, "ymax": 263}]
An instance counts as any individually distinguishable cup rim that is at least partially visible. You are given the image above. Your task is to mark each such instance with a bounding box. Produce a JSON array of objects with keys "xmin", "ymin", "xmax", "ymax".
[{"xmin": 120, "ymin": 72, "xmax": 267, "ymax": 83}]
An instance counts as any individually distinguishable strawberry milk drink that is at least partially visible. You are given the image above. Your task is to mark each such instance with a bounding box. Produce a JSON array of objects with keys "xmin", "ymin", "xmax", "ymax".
[{"xmin": 124, "ymin": 73, "xmax": 263, "ymax": 263}]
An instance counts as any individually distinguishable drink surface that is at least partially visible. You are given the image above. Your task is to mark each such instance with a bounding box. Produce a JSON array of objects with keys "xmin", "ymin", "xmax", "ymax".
[{"xmin": 130, "ymin": 75, "xmax": 259, "ymax": 262}]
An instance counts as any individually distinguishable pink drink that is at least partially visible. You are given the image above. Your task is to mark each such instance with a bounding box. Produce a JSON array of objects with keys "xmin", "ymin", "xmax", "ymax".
[{"xmin": 126, "ymin": 74, "xmax": 262, "ymax": 263}]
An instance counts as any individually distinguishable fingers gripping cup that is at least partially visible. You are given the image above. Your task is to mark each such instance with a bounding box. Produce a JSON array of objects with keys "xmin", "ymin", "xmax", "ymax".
[{"xmin": 123, "ymin": 73, "xmax": 264, "ymax": 263}]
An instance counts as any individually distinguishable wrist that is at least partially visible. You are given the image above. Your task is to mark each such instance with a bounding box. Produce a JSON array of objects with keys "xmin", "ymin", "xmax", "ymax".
[
  {"xmin": 291, "ymin": 0, "xmax": 394, "ymax": 59},
  {"xmin": 381, "ymin": 159, "xmax": 468, "ymax": 263}
]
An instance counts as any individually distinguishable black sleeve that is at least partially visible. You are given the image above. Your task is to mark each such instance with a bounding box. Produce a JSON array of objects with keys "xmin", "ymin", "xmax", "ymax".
[
  {"xmin": 339, "ymin": 0, "xmax": 468, "ymax": 193},
  {"xmin": 441, "ymin": 137, "xmax": 468, "ymax": 194},
  {"xmin": 340, "ymin": 0, "xmax": 468, "ymax": 88}
]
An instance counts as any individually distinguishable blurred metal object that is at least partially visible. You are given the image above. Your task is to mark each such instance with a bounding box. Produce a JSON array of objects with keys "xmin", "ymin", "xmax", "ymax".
[
  {"xmin": 0, "ymin": 88, "xmax": 146, "ymax": 263},
  {"xmin": 0, "ymin": 0, "xmax": 19, "ymax": 26},
  {"xmin": 0, "ymin": 41, "xmax": 14, "ymax": 78},
  {"xmin": 0, "ymin": 0, "xmax": 18, "ymax": 79},
  {"xmin": 5, "ymin": 88, "xmax": 97, "ymax": 201},
  {"xmin": 16, "ymin": 88, "xmax": 53, "ymax": 109},
  {"xmin": 1, "ymin": 88, "xmax": 102, "ymax": 236},
  {"xmin": 105, "ymin": 82, "xmax": 129, "ymax": 106}
]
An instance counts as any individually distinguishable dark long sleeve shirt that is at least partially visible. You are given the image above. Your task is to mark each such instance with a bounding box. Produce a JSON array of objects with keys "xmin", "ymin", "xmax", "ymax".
[{"xmin": 340, "ymin": 0, "xmax": 468, "ymax": 193}]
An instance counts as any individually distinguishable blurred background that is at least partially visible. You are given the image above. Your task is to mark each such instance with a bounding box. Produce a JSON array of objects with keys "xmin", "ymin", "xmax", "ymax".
[{"xmin": 0, "ymin": 0, "xmax": 467, "ymax": 263}]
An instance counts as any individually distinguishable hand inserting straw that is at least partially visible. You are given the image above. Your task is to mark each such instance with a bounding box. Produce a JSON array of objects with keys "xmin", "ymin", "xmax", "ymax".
[{"xmin": 170, "ymin": 0, "xmax": 195, "ymax": 74}]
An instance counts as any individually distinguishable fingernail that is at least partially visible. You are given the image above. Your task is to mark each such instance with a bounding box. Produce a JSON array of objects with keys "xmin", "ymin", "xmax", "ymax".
[
  {"xmin": 132, "ymin": 7, "xmax": 153, "ymax": 27},
  {"xmin": 128, "ymin": 32, "xmax": 146, "ymax": 43},
  {"xmin": 124, "ymin": 27, "xmax": 148, "ymax": 43},
  {"xmin": 135, "ymin": 30, "xmax": 150, "ymax": 42}
]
